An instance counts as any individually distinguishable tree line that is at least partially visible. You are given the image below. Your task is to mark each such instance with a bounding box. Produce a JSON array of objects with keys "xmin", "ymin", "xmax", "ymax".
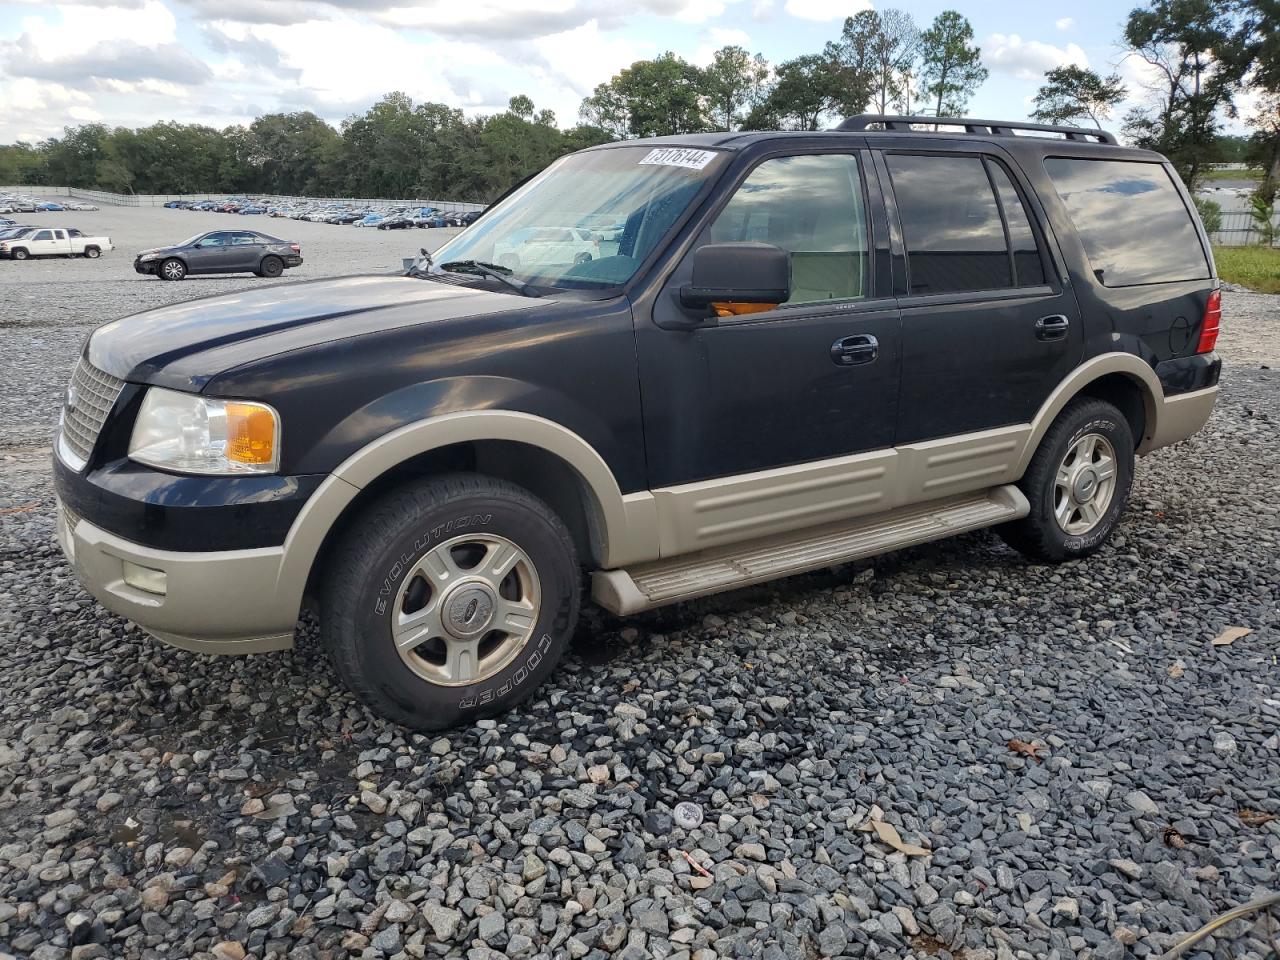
[{"xmin": 1, "ymin": 2, "xmax": 1278, "ymax": 203}]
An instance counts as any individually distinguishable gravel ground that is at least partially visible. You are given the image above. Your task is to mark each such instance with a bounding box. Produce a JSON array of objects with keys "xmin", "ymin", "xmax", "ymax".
[{"xmin": 1, "ymin": 210, "xmax": 1278, "ymax": 960}]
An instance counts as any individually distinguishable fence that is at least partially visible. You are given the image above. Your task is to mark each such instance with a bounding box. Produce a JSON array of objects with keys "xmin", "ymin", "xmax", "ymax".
[
  {"xmin": 1208, "ymin": 211, "xmax": 1280, "ymax": 247},
  {"xmin": 3, "ymin": 185, "xmax": 484, "ymax": 214}
]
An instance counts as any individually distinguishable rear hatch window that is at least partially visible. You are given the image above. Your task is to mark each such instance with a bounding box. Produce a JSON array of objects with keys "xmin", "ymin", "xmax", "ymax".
[{"xmin": 1044, "ymin": 157, "xmax": 1210, "ymax": 287}]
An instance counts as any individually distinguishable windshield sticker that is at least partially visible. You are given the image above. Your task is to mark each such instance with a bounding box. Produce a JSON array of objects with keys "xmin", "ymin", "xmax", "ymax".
[{"xmin": 639, "ymin": 148, "xmax": 718, "ymax": 170}]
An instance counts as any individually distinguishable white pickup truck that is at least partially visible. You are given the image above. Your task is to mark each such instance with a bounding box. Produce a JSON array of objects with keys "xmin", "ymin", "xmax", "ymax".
[{"xmin": 0, "ymin": 228, "xmax": 114, "ymax": 260}]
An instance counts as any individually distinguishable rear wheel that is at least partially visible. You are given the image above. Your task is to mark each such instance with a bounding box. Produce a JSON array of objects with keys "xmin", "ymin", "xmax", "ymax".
[
  {"xmin": 999, "ymin": 398, "xmax": 1134, "ymax": 562},
  {"xmin": 259, "ymin": 256, "xmax": 283, "ymax": 278},
  {"xmin": 160, "ymin": 258, "xmax": 186, "ymax": 281},
  {"xmin": 321, "ymin": 474, "xmax": 580, "ymax": 730}
]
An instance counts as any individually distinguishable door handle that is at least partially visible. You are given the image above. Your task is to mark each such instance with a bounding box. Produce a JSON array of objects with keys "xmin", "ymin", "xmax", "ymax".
[
  {"xmin": 1035, "ymin": 314, "xmax": 1070, "ymax": 341},
  {"xmin": 831, "ymin": 334, "xmax": 878, "ymax": 366}
]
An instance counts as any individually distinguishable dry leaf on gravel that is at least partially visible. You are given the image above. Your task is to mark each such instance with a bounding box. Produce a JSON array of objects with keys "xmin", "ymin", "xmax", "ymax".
[
  {"xmin": 1163, "ymin": 826, "xmax": 1188, "ymax": 849},
  {"xmin": 1008, "ymin": 739, "xmax": 1044, "ymax": 763},
  {"xmin": 1212, "ymin": 626, "xmax": 1252, "ymax": 646},
  {"xmin": 1238, "ymin": 809, "xmax": 1278, "ymax": 827},
  {"xmin": 1168, "ymin": 661, "xmax": 1185, "ymax": 678},
  {"xmin": 871, "ymin": 820, "xmax": 929, "ymax": 856}
]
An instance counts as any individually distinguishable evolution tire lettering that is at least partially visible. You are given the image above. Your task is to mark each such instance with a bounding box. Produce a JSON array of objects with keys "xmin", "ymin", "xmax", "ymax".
[{"xmin": 372, "ymin": 513, "xmax": 494, "ymax": 613}]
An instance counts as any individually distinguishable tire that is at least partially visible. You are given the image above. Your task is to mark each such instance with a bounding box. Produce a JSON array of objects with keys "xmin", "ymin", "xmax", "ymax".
[
  {"xmin": 259, "ymin": 256, "xmax": 283, "ymax": 278},
  {"xmin": 160, "ymin": 258, "xmax": 186, "ymax": 281},
  {"xmin": 999, "ymin": 397, "xmax": 1134, "ymax": 563},
  {"xmin": 83, "ymin": 246, "xmax": 100, "ymax": 259},
  {"xmin": 321, "ymin": 473, "xmax": 580, "ymax": 730},
  {"xmin": 10, "ymin": 248, "xmax": 28, "ymax": 261}
]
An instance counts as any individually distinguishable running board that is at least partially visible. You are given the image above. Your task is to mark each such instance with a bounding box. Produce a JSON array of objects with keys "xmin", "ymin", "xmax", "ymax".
[{"xmin": 592, "ymin": 485, "xmax": 1028, "ymax": 615}]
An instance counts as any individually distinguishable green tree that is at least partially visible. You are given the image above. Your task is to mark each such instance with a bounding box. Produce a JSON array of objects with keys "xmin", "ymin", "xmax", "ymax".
[
  {"xmin": 823, "ymin": 10, "xmax": 881, "ymax": 117},
  {"xmin": 917, "ymin": 10, "xmax": 987, "ymax": 117},
  {"xmin": 0, "ymin": 142, "xmax": 45, "ymax": 185},
  {"xmin": 1030, "ymin": 66, "xmax": 1128, "ymax": 128},
  {"xmin": 703, "ymin": 45, "xmax": 769, "ymax": 131},
  {"xmin": 866, "ymin": 8, "xmax": 921, "ymax": 114},
  {"xmin": 246, "ymin": 112, "xmax": 341, "ymax": 195},
  {"xmin": 1121, "ymin": 0, "xmax": 1239, "ymax": 187},
  {"xmin": 745, "ymin": 54, "xmax": 848, "ymax": 130},
  {"xmin": 580, "ymin": 53, "xmax": 708, "ymax": 138}
]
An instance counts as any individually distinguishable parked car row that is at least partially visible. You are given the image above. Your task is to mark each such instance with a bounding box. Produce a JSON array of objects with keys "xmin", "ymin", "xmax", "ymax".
[
  {"xmin": 164, "ymin": 197, "xmax": 483, "ymax": 229},
  {"xmin": 0, "ymin": 193, "xmax": 99, "ymax": 213},
  {"xmin": 0, "ymin": 225, "xmax": 113, "ymax": 259}
]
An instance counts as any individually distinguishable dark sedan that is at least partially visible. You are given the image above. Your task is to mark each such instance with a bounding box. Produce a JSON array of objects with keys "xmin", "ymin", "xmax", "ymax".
[{"xmin": 134, "ymin": 230, "xmax": 303, "ymax": 281}]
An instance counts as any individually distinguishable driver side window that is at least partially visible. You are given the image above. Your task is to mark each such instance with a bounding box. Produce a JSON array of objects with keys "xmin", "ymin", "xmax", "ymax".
[{"xmin": 708, "ymin": 153, "xmax": 869, "ymax": 307}]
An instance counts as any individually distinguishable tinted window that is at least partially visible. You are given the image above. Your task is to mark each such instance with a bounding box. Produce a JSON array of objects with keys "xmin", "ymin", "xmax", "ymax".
[
  {"xmin": 200, "ymin": 234, "xmax": 227, "ymax": 247},
  {"xmin": 989, "ymin": 163, "xmax": 1046, "ymax": 287},
  {"xmin": 709, "ymin": 153, "xmax": 868, "ymax": 306},
  {"xmin": 231, "ymin": 232, "xmax": 260, "ymax": 245},
  {"xmin": 1044, "ymin": 158, "xmax": 1209, "ymax": 286},
  {"xmin": 887, "ymin": 154, "xmax": 1010, "ymax": 294}
]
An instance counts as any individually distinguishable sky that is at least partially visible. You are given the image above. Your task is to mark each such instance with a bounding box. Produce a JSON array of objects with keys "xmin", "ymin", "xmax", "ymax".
[{"xmin": 0, "ymin": 0, "xmax": 1246, "ymax": 145}]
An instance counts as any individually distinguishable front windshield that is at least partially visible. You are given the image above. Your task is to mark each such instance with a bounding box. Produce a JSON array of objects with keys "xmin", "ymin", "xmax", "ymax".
[
  {"xmin": 431, "ymin": 145, "xmax": 723, "ymax": 291},
  {"xmin": 177, "ymin": 234, "xmax": 205, "ymax": 247}
]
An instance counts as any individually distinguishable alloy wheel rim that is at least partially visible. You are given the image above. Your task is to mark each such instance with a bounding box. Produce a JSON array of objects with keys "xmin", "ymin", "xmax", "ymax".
[
  {"xmin": 163, "ymin": 261, "xmax": 182, "ymax": 279},
  {"xmin": 391, "ymin": 533, "xmax": 540, "ymax": 687},
  {"xmin": 1053, "ymin": 432, "xmax": 1117, "ymax": 535}
]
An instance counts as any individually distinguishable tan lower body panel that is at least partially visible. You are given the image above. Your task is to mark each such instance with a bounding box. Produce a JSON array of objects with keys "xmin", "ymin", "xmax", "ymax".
[{"xmin": 592, "ymin": 484, "xmax": 1029, "ymax": 615}]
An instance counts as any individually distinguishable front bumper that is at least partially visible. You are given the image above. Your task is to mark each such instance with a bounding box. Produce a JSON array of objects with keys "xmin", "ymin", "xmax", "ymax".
[
  {"xmin": 134, "ymin": 259, "xmax": 158, "ymax": 275},
  {"xmin": 56, "ymin": 500, "xmax": 296, "ymax": 654}
]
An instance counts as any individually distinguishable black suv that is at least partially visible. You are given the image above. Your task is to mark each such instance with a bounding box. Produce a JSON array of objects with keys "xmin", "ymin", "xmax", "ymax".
[{"xmin": 54, "ymin": 116, "xmax": 1221, "ymax": 730}]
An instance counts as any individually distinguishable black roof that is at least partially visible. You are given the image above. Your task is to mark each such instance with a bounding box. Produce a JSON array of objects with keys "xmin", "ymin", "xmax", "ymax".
[{"xmin": 592, "ymin": 115, "xmax": 1159, "ymax": 159}]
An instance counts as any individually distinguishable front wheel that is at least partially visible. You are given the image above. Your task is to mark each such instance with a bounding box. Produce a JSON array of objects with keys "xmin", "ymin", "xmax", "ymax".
[
  {"xmin": 999, "ymin": 398, "xmax": 1134, "ymax": 563},
  {"xmin": 160, "ymin": 258, "xmax": 186, "ymax": 281},
  {"xmin": 321, "ymin": 474, "xmax": 580, "ymax": 730},
  {"xmin": 83, "ymin": 246, "xmax": 101, "ymax": 259},
  {"xmin": 10, "ymin": 248, "xmax": 29, "ymax": 261}
]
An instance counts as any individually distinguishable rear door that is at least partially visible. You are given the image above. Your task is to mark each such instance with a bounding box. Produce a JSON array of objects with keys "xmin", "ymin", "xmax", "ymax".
[
  {"xmin": 879, "ymin": 148, "xmax": 1082, "ymax": 442},
  {"xmin": 228, "ymin": 232, "xmax": 264, "ymax": 271},
  {"xmin": 52, "ymin": 229, "xmax": 72, "ymax": 255}
]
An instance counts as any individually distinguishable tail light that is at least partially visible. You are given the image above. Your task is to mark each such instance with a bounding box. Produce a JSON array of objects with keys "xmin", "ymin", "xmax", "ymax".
[{"xmin": 1196, "ymin": 288, "xmax": 1221, "ymax": 354}]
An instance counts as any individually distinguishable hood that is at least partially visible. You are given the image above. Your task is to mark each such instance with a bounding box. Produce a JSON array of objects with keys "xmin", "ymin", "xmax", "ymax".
[{"xmin": 87, "ymin": 274, "xmax": 534, "ymax": 390}]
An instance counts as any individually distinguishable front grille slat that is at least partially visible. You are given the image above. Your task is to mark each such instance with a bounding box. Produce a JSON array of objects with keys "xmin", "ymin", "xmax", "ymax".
[{"xmin": 60, "ymin": 359, "xmax": 124, "ymax": 466}]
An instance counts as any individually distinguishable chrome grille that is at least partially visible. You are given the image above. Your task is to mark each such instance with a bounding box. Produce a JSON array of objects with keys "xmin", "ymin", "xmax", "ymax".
[{"xmin": 59, "ymin": 358, "xmax": 123, "ymax": 468}]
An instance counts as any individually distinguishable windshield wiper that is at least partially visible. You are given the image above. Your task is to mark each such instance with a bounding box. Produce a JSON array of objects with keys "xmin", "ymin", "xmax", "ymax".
[{"xmin": 439, "ymin": 259, "xmax": 539, "ymax": 297}]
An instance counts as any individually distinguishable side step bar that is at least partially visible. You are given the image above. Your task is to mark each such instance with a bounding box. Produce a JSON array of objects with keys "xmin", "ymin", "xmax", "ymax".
[{"xmin": 592, "ymin": 485, "xmax": 1029, "ymax": 615}]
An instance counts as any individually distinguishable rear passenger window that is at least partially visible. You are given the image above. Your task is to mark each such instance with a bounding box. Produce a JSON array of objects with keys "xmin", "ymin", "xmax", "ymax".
[
  {"xmin": 1044, "ymin": 158, "xmax": 1209, "ymax": 286},
  {"xmin": 709, "ymin": 153, "xmax": 869, "ymax": 306},
  {"xmin": 989, "ymin": 164, "xmax": 1047, "ymax": 287},
  {"xmin": 887, "ymin": 154, "xmax": 1012, "ymax": 295}
]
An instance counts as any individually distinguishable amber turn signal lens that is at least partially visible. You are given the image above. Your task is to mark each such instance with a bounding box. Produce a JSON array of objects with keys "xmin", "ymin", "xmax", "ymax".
[{"xmin": 225, "ymin": 402, "xmax": 278, "ymax": 465}]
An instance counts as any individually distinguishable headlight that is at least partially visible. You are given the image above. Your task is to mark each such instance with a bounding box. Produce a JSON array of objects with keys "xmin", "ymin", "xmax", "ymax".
[
  {"xmin": 139, "ymin": 253, "xmax": 159, "ymax": 261},
  {"xmin": 128, "ymin": 388, "xmax": 280, "ymax": 475}
]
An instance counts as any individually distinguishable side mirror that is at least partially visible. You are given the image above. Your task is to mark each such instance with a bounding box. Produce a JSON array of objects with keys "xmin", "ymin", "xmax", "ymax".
[{"xmin": 679, "ymin": 242, "xmax": 790, "ymax": 310}]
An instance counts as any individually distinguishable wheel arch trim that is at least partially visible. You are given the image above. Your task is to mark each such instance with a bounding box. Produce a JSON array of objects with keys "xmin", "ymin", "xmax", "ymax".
[
  {"xmin": 270, "ymin": 410, "xmax": 659, "ymax": 621},
  {"xmin": 1018, "ymin": 353, "xmax": 1164, "ymax": 471}
]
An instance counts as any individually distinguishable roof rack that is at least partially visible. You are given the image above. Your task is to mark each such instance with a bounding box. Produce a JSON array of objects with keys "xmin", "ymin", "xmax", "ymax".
[{"xmin": 837, "ymin": 114, "xmax": 1118, "ymax": 146}]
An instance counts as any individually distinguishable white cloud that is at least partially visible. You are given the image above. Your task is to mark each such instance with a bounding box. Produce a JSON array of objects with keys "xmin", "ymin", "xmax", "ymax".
[
  {"xmin": 783, "ymin": 0, "xmax": 868, "ymax": 20},
  {"xmin": 985, "ymin": 33, "xmax": 1088, "ymax": 81},
  {"xmin": 694, "ymin": 27, "xmax": 753, "ymax": 65},
  {"xmin": 1055, "ymin": 17, "xmax": 1073, "ymax": 31},
  {"xmin": 529, "ymin": 18, "xmax": 656, "ymax": 120}
]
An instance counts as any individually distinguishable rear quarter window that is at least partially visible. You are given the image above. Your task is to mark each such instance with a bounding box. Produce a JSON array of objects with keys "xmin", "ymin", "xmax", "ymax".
[{"xmin": 1044, "ymin": 157, "xmax": 1209, "ymax": 287}]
